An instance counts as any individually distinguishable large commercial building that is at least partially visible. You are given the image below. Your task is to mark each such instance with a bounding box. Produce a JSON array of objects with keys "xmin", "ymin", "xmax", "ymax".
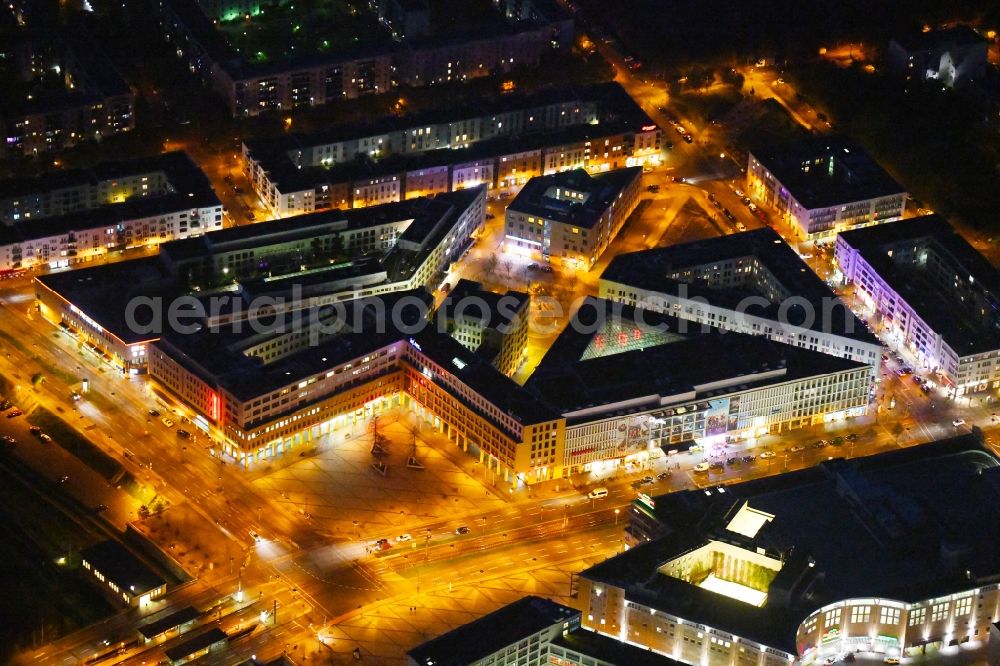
[
  {"xmin": 599, "ymin": 228, "xmax": 883, "ymax": 370},
  {"xmin": 835, "ymin": 215, "xmax": 1000, "ymax": 395},
  {"xmin": 583, "ymin": 435, "xmax": 1000, "ymax": 665},
  {"xmin": 408, "ymin": 595, "xmax": 680, "ymax": 666},
  {"xmin": 242, "ymin": 82, "xmax": 662, "ymax": 217},
  {"xmin": 0, "ymin": 152, "xmax": 222, "ymax": 271},
  {"xmin": 504, "ymin": 166, "xmax": 642, "ymax": 269},
  {"xmin": 746, "ymin": 138, "xmax": 905, "ymax": 240},
  {"xmin": 887, "ymin": 26, "xmax": 989, "ymax": 89},
  {"xmin": 525, "ymin": 298, "xmax": 872, "ymax": 475},
  {"xmin": 1, "ymin": 15, "xmax": 135, "ymax": 156},
  {"xmin": 34, "ymin": 187, "xmax": 485, "ymax": 372},
  {"xmin": 156, "ymin": 0, "xmax": 573, "ymax": 116}
]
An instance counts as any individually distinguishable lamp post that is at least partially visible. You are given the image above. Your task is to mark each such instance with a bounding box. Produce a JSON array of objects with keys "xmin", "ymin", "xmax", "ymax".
[{"xmin": 614, "ymin": 508, "xmax": 620, "ymax": 526}]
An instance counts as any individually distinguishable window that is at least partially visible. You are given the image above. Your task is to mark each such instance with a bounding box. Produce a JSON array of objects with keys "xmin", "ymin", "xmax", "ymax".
[
  {"xmin": 879, "ymin": 607, "xmax": 900, "ymax": 625},
  {"xmin": 825, "ymin": 609, "xmax": 841, "ymax": 628},
  {"xmin": 931, "ymin": 602, "xmax": 950, "ymax": 623},
  {"xmin": 803, "ymin": 616, "xmax": 818, "ymax": 633},
  {"xmin": 850, "ymin": 606, "xmax": 871, "ymax": 624},
  {"xmin": 954, "ymin": 597, "xmax": 972, "ymax": 617}
]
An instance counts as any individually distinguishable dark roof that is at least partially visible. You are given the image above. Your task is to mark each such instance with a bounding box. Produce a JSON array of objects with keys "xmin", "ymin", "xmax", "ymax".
[
  {"xmin": 439, "ymin": 279, "xmax": 529, "ymax": 333},
  {"xmin": 163, "ymin": 627, "xmax": 227, "ymax": 661},
  {"xmin": 601, "ymin": 227, "xmax": 878, "ymax": 345},
  {"xmin": 551, "ymin": 628, "xmax": 684, "ymax": 666},
  {"xmin": 892, "ymin": 25, "xmax": 987, "ymax": 52},
  {"xmin": 838, "ymin": 215, "xmax": 1000, "ymax": 356},
  {"xmin": 80, "ymin": 540, "xmax": 165, "ymax": 596},
  {"xmin": 507, "ymin": 167, "xmax": 641, "ymax": 229},
  {"xmin": 527, "ymin": 297, "xmax": 865, "ymax": 419},
  {"xmin": 34, "ymin": 258, "xmax": 173, "ymax": 345},
  {"xmin": 137, "ymin": 606, "xmax": 200, "ymax": 639},
  {"xmin": 407, "ymin": 596, "xmax": 578, "ymax": 666},
  {"xmin": 158, "ymin": 289, "xmax": 433, "ymax": 403},
  {"xmin": 748, "ymin": 137, "xmax": 904, "ymax": 210},
  {"xmin": 584, "ymin": 435, "xmax": 1000, "ymax": 653}
]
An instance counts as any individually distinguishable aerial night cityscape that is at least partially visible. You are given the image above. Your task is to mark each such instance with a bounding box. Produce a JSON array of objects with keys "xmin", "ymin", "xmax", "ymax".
[{"xmin": 4, "ymin": 1, "xmax": 1000, "ymax": 665}]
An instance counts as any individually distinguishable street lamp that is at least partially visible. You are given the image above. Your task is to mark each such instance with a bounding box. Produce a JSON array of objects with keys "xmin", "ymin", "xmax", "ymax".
[{"xmin": 614, "ymin": 508, "xmax": 620, "ymax": 525}]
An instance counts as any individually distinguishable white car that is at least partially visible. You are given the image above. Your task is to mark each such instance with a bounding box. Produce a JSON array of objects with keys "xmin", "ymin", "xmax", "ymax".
[
  {"xmin": 759, "ymin": 451, "xmax": 776, "ymax": 459},
  {"xmin": 789, "ymin": 445, "xmax": 805, "ymax": 453},
  {"xmin": 396, "ymin": 533, "xmax": 413, "ymax": 542},
  {"xmin": 952, "ymin": 419, "xmax": 967, "ymax": 427},
  {"xmin": 161, "ymin": 417, "xmax": 175, "ymax": 428},
  {"xmin": 693, "ymin": 462, "xmax": 710, "ymax": 473},
  {"xmin": 249, "ymin": 530, "xmax": 262, "ymax": 542}
]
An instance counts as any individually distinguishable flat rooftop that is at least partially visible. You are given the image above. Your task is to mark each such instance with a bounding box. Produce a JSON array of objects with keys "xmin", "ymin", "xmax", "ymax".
[
  {"xmin": 584, "ymin": 435, "xmax": 1000, "ymax": 653},
  {"xmin": 80, "ymin": 540, "xmax": 165, "ymax": 596},
  {"xmin": 137, "ymin": 606, "xmax": 200, "ymax": 639},
  {"xmin": 407, "ymin": 595, "xmax": 578, "ymax": 666},
  {"xmin": 0, "ymin": 152, "xmax": 219, "ymax": 244},
  {"xmin": 526, "ymin": 297, "xmax": 864, "ymax": 420},
  {"xmin": 749, "ymin": 137, "xmax": 904, "ymax": 210},
  {"xmin": 838, "ymin": 215, "xmax": 1000, "ymax": 356},
  {"xmin": 507, "ymin": 167, "xmax": 641, "ymax": 229},
  {"xmin": 601, "ymin": 227, "xmax": 879, "ymax": 346}
]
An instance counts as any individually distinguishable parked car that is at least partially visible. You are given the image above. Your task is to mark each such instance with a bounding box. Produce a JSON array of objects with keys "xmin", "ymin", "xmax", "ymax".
[
  {"xmin": 40, "ymin": 433, "xmax": 52, "ymax": 443},
  {"xmin": 6, "ymin": 408, "xmax": 23, "ymax": 418},
  {"xmin": 726, "ymin": 457, "xmax": 739, "ymax": 466},
  {"xmin": 177, "ymin": 429, "xmax": 191, "ymax": 439},
  {"xmin": 455, "ymin": 526, "xmax": 470, "ymax": 535},
  {"xmin": 29, "ymin": 426, "xmax": 42, "ymax": 435},
  {"xmin": 396, "ymin": 533, "xmax": 413, "ymax": 542},
  {"xmin": 709, "ymin": 461, "xmax": 724, "ymax": 470},
  {"xmin": 759, "ymin": 451, "xmax": 776, "ymax": 459},
  {"xmin": 952, "ymin": 419, "xmax": 967, "ymax": 428},
  {"xmin": 789, "ymin": 444, "xmax": 805, "ymax": 453},
  {"xmin": 371, "ymin": 538, "xmax": 391, "ymax": 551},
  {"xmin": 640, "ymin": 475, "xmax": 654, "ymax": 484},
  {"xmin": 2, "ymin": 435, "xmax": 16, "ymax": 448},
  {"xmin": 693, "ymin": 462, "xmax": 710, "ymax": 473},
  {"xmin": 683, "ymin": 134, "xmax": 693, "ymax": 143},
  {"xmin": 161, "ymin": 417, "xmax": 175, "ymax": 428},
  {"xmin": 148, "ymin": 409, "xmax": 160, "ymax": 417},
  {"xmin": 249, "ymin": 530, "xmax": 262, "ymax": 542},
  {"xmin": 657, "ymin": 471, "xmax": 672, "ymax": 480},
  {"xmin": 812, "ymin": 440, "xmax": 827, "ymax": 449}
]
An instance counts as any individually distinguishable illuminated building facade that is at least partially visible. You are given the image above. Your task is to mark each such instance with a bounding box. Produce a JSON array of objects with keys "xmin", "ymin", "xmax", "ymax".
[
  {"xmin": 746, "ymin": 138, "xmax": 905, "ymax": 240},
  {"xmin": 0, "ymin": 152, "xmax": 222, "ymax": 271},
  {"xmin": 437, "ymin": 279, "xmax": 530, "ymax": 377},
  {"xmin": 526, "ymin": 298, "xmax": 871, "ymax": 476},
  {"xmin": 835, "ymin": 215, "xmax": 1000, "ymax": 395},
  {"xmin": 242, "ymin": 82, "xmax": 661, "ymax": 217},
  {"xmin": 33, "ymin": 188, "xmax": 485, "ymax": 373},
  {"xmin": 408, "ymin": 595, "xmax": 682, "ymax": 666},
  {"xmin": 504, "ymin": 167, "xmax": 642, "ymax": 269},
  {"xmin": 600, "ymin": 228, "xmax": 883, "ymax": 369},
  {"xmin": 584, "ymin": 436, "xmax": 1000, "ymax": 665}
]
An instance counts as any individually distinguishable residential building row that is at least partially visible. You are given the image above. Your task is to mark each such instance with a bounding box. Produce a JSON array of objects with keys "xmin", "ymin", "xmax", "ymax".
[
  {"xmin": 581, "ymin": 435, "xmax": 1000, "ymax": 665},
  {"xmin": 241, "ymin": 81, "xmax": 662, "ymax": 217},
  {"xmin": 0, "ymin": 151, "xmax": 222, "ymax": 271},
  {"xmin": 1, "ymin": 13, "xmax": 135, "ymax": 156},
  {"xmin": 835, "ymin": 214, "xmax": 1000, "ymax": 395},
  {"xmin": 155, "ymin": 0, "xmax": 573, "ymax": 116}
]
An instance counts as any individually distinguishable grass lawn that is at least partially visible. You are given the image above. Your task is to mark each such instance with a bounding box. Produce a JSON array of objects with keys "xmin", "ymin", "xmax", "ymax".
[{"xmin": 218, "ymin": 0, "xmax": 391, "ymax": 62}]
